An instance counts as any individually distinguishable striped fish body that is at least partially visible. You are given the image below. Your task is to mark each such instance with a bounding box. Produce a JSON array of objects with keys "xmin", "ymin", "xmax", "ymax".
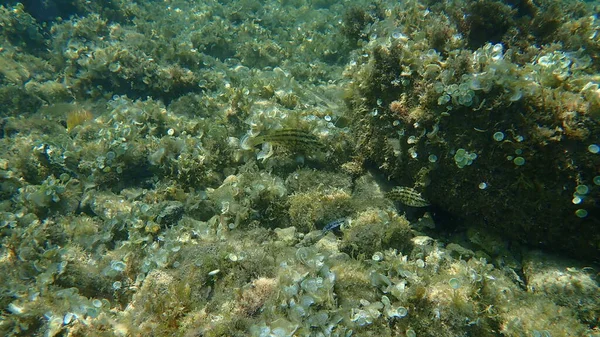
[
  {"xmin": 386, "ymin": 187, "xmax": 429, "ymax": 207},
  {"xmin": 251, "ymin": 129, "xmax": 325, "ymax": 152}
]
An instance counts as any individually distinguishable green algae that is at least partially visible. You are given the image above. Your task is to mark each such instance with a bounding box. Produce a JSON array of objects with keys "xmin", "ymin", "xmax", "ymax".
[{"xmin": 0, "ymin": 0, "xmax": 599, "ymax": 336}]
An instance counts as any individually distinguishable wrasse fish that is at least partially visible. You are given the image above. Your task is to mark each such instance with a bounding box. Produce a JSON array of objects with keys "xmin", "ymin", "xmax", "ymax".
[
  {"xmin": 386, "ymin": 187, "xmax": 430, "ymax": 207},
  {"xmin": 322, "ymin": 217, "xmax": 348, "ymax": 233},
  {"xmin": 241, "ymin": 128, "xmax": 325, "ymax": 152}
]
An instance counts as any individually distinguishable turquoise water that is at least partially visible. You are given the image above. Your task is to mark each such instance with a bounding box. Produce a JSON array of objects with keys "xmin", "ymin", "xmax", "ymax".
[{"xmin": 0, "ymin": 0, "xmax": 599, "ymax": 336}]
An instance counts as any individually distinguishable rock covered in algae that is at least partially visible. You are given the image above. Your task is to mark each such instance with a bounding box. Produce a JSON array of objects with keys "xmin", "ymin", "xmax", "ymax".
[
  {"xmin": 1, "ymin": 0, "xmax": 599, "ymax": 336},
  {"xmin": 340, "ymin": 209, "xmax": 413, "ymax": 258}
]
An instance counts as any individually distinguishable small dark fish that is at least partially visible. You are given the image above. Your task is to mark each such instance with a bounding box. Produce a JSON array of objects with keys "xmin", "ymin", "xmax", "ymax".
[
  {"xmin": 322, "ymin": 217, "xmax": 347, "ymax": 233},
  {"xmin": 386, "ymin": 187, "xmax": 430, "ymax": 207},
  {"xmin": 242, "ymin": 128, "xmax": 325, "ymax": 152}
]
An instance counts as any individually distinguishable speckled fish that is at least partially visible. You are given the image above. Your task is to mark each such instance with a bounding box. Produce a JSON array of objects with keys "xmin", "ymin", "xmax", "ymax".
[
  {"xmin": 386, "ymin": 187, "xmax": 430, "ymax": 207},
  {"xmin": 242, "ymin": 128, "xmax": 325, "ymax": 152}
]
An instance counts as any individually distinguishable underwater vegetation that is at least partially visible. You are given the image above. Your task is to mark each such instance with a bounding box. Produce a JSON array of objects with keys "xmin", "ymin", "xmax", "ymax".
[
  {"xmin": 344, "ymin": 0, "xmax": 600, "ymax": 261},
  {"xmin": 0, "ymin": 0, "xmax": 599, "ymax": 336}
]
